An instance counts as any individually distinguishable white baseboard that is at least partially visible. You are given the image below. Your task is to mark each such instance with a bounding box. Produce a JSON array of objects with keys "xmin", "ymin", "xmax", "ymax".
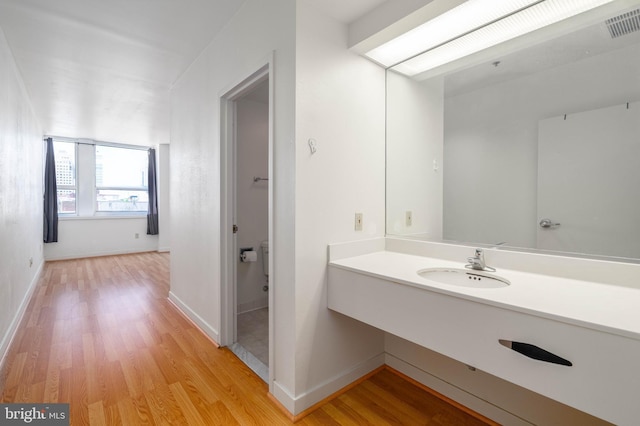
[
  {"xmin": 44, "ymin": 248, "xmax": 160, "ymax": 261},
  {"xmin": 0, "ymin": 260, "xmax": 44, "ymax": 379},
  {"xmin": 273, "ymin": 352, "xmax": 385, "ymax": 416},
  {"xmin": 271, "ymin": 380, "xmax": 296, "ymax": 414},
  {"xmin": 385, "ymin": 353, "xmax": 530, "ymax": 426},
  {"xmin": 158, "ymin": 247, "xmax": 170, "ymax": 253},
  {"xmin": 168, "ymin": 291, "xmax": 220, "ymax": 344},
  {"xmin": 238, "ymin": 297, "xmax": 268, "ymax": 314}
]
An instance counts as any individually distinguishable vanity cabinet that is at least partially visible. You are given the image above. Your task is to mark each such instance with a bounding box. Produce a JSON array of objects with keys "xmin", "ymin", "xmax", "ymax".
[{"xmin": 328, "ymin": 263, "xmax": 640, "ymax": 425}]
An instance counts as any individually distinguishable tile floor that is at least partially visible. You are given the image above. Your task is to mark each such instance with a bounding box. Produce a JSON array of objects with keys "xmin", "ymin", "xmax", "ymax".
[{"xmin": 236, "ymin": 307, "xmax": 269, "ymax": 381}]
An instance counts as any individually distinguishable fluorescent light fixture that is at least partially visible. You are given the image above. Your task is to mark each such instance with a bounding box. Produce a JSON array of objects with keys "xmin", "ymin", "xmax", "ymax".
[{"xmin": 366, "ymin": 0, "xmax": 616, "ymax": 76}]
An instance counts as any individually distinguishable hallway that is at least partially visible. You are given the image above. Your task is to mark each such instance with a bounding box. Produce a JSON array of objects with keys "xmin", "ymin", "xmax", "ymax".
[{"xmin": 0, "ymin": 252, "xmax": 290, "ymax": 424}]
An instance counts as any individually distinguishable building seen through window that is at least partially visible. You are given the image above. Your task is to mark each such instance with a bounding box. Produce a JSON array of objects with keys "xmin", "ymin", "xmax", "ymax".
[
  {"xmin": 95, "ymin": 145, "xmax": 148, "ymax": 212},
  {"xmin": 53, "ymin": 141, "xmax": 76, "ymax": 214}
]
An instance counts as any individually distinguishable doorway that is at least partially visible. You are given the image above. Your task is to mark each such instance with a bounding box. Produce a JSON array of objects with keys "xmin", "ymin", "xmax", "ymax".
[{"xmin": 220, "ymin": 64, "xmax": 272, "ymax": 384}]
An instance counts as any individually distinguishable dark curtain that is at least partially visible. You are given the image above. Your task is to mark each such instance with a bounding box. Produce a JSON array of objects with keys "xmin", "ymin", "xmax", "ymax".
[
  {"xmin": 43, "ymin": 137, "xmax": 58, "ymax": 243},
  {"xmin": 147, "ymin": 148, "xmax": 159, "ymax": 235}
]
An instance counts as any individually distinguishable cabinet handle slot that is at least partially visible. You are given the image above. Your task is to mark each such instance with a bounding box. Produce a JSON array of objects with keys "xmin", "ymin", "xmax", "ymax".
[{"xmin": 499, "ymin": 339, "xmax": 572, "ymax": 366}]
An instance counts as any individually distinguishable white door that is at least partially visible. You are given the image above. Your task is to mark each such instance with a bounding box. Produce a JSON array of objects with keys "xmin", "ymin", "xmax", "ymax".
[
  {"xmin": 537, "ymin": 102, "xmax": 640, "ymax": 259},
  {"xmin": 220, "ymin": 63, "xmax": 272, "ymax": 386}
]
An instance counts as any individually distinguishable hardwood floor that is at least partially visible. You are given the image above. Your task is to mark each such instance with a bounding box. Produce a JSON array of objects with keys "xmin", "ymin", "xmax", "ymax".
[{"xmin": 1, "ymin": 252, "xmax": 493, "ymax": 425}]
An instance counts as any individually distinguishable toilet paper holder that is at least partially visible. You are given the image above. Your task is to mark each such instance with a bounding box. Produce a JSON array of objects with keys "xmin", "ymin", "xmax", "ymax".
[{"xmin": 239, "ymin": 247, "xmax": 257, "ymax": 262}]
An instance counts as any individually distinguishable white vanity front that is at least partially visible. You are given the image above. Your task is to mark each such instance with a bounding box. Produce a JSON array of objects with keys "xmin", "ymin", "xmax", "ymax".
[{"xmin": 328, "ymin": 239, "xmax": 640, "ymax": 425}]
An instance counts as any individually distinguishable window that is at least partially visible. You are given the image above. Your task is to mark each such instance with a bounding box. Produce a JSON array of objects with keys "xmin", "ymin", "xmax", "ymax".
[
  {"xmin": 49, "ymin": 138, "xmax": 150, "ymax": 217},
  {"xmin": 53, "ymin": 141, "xmax": 77, "ymax": 214},
  {"xmin": 95, "ymin": 146, "xmax": 148, "ymax": 212}
]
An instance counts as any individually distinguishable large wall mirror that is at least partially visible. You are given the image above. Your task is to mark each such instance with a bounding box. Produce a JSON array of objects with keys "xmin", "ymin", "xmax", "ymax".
[{"xmin": 386, "ymin": 0, "xmax": 640, "ymax": 261}]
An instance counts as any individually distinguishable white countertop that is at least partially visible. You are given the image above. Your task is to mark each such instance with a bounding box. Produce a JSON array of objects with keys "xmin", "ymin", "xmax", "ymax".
[{"xmin": 329, "ymin": 251, "xmax": 640, "ymax": 340}]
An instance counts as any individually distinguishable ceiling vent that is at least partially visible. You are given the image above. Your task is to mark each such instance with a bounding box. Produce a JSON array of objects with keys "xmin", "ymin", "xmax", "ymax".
[{"xmin": 605, "ymin": 8, "xmax": 640, "ymax": 38}]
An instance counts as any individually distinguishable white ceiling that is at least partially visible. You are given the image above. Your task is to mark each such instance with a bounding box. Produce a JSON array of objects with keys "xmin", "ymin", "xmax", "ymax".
[
  {"xmin": 0, "ymin": 0, "xmax": 385, "ymax": 146},
  {"xmin": 444, "ymin": 11, "xmax": 640, "ymax": 97},
  {"xmin": 3, "ymin": 1, "xmax": 637, "ymax": 146},
  {"xmin": 305, "ymin": 0, "xmax": 387, "ymax": 23}
]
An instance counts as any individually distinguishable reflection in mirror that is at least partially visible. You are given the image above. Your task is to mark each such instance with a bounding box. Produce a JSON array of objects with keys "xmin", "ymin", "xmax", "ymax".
[{"xmin": 386, "ymin": 1, "xmax": 640, "ymax": 261}]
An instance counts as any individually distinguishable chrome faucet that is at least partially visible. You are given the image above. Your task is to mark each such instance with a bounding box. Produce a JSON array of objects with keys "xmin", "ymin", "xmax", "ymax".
[{"xmin": 466, "ymin": 248, "xmax": 496, "ymax": 272}]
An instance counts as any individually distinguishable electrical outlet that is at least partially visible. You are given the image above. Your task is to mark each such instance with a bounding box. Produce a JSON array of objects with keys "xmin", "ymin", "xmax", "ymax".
[
  {"xmin": 355, "ymin": 213, "xmax": 363, "ymax": 231},
  {"xmin": 135, "ymin": 233, "xmax": 140, "ymax": 239},
  {"xmin": 406, "ymin": 211, "xmax": 412, "ymax": 227}
]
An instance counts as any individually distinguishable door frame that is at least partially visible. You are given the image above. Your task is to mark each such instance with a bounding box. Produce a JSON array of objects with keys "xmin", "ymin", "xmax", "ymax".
[{"xmin": 219, "ymin": 55, "xmax": 274, "ymax": 387}]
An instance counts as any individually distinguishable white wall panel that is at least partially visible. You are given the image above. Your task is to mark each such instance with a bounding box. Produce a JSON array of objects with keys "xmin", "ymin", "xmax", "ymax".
[
  {"xmin": 294, "ymin": 0, "xmax": 386, "ymax": 406},
  {"xmin": 158, "ymin": 144, "xmax": 171, "ymax": 252},
  {"xmin": 0, "ymin": 27, "xmax": 44, "ymax": 363},
  {"xmin": 386, "ymin": 72, "xmax": 444, "ymax": 238},
  {"xmin": 43, "ymin": 218, "xmax": 158, "ymax": 260}
]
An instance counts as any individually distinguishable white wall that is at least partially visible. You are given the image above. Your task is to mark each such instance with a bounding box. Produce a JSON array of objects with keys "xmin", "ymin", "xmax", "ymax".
[
  {"xmin": 0, "ymin": 26, "xmax": 44, "ymax": 363},
  {"xmin": 236, "ymin": 97, "xmax": 268, "ymax": 312},
  {"xmin": 443, "ymin": 42, "xmax": 640, "ymax": 249},
  {"xmin": 293, "ymin": 0, "xmax": 386, "ymax": 410},
  {"xmin": 170, "ymin": 0, "xmax": 387, "ymax": 414},
  {"xmin": 43, "ymin": 218, "xmax": 158, "ymax": 260},
  {"xmin": 158, "ymin": 144, "xmax": 171, "ymax": 252},
  {"xmin": 169, "ymin": 0, "xmax": 298, "ymax": 409},
  {"xmin": 386, "ymin": 71, "xmax": 443, "ymax": 238}
]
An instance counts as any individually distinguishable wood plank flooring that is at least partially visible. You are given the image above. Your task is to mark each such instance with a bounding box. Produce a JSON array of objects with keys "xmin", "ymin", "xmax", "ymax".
[{"xmin": 1, "ymin": 252, "xmax": 493, "ymax": 425}]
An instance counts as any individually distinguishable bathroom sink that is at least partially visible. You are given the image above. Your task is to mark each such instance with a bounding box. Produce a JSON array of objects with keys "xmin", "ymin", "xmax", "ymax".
[{"xmin": 417, "ymin": 268, "xmax": 510, "ymax": 288}]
